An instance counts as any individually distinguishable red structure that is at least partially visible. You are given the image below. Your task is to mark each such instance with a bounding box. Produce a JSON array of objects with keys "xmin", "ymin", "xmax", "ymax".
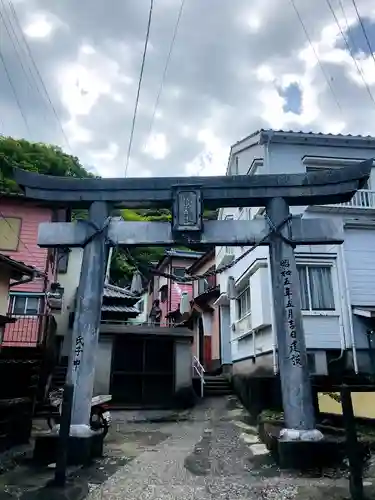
[
  {"xmin": 0, "ymin": 194, "xmax": 68, "ymax": 346},
  {"xmin": 148, "ymin": 250, "xmax": 204, "ymax": 326}
]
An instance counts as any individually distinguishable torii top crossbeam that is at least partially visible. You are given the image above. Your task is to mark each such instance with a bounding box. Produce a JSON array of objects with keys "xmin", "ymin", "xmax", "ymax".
[{"xmin": 11, "ymin": 160, "xmax": 372, "ymax": 209}]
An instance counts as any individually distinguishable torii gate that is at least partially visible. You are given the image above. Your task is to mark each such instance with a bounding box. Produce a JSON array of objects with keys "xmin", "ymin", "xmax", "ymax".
[{"xmin": 12, "ymin": 160, "xmax": 372, "ymax": 451}]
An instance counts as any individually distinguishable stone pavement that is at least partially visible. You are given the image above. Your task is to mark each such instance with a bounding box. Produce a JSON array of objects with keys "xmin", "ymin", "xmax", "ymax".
[
  {"xmin": 86, "ymin": 396, "xmax": 375, "ymax": 500},
  {"xmin": 1, "ymin": 396, "xmax": 375, "ymax": 499}
]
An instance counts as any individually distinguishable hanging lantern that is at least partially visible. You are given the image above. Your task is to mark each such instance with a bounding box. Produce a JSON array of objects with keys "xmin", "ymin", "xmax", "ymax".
[
  {"xmin": 227, "ymin": 276, "xmax": 236, "ymax": 300},
  {"xmin": 130, "ymin": 271, "xmax": 143, "ymax": 295},
  {"xmin": 179, "ymin": 292, "xmax": 190, "ymax": 314}
]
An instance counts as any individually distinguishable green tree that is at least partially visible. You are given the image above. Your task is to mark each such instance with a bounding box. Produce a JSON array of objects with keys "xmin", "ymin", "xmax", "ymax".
[{"xmin": 0, "ymin": 136, "xmax": 94, "ymax": 193}]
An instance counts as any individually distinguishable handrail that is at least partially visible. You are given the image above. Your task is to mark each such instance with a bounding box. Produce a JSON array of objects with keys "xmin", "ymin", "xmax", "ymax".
[{"xmin": 192, "ymin": 356, "xmax": 205, "ymax": 397}]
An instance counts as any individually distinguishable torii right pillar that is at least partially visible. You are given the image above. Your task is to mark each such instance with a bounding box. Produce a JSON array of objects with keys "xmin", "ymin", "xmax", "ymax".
[{"xmin": 267, "ymin": 197, "xmax": 323, "ymax": 468}]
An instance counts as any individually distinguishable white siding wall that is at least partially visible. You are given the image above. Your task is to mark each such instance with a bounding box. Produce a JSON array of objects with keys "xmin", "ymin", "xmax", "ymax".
[
  {"xmin": 218, "ymin": 136, "xmax": 375, "ymax": 370},
  {"xmin": 344, "ymin": 228, "xmax": 375, "ymax": 306}
]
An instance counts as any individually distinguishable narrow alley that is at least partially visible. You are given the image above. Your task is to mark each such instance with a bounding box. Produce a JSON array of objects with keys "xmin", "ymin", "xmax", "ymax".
[{"xmin": 84, "ymin": 396, "xmax": 375, "ymax": 500}]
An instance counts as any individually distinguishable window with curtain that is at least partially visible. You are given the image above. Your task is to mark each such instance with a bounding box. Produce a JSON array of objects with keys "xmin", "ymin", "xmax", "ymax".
[{"xmin": 297, "ymin": 265, "xmax": 335, "ymax": 311}]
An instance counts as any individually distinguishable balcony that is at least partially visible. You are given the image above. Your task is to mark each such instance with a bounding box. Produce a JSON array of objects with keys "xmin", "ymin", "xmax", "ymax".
[
  {"xmin": 233, "ymin": 313, "xmax": 252, "ymax": 338},
  {"xmin": 1, "ymin": 314, "xmax": 56, "ymax": 347},
  {"xmin": 216, "ymin": 246, "xmax": 235, "ymax": 268},
  {"xmin": 310, "ymin": 189, "xmax": 375, "ymax": 213}
]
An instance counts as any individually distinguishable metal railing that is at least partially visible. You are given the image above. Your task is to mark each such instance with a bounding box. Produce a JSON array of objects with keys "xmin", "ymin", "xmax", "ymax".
[
  {"xmin": 192, "ymin": 355, "xmax": 205, "ymax": 397},
  {"xmin": 2, "ymin": 314, "xmax": 53, "ymax": 347},
  {"xmin": 234, "ymin": 313, "xmax": 252, "ymax": 337},
  {"xmin": 329, "ymin": 189, "xmax": 375, "ymax": 209},
  {"xmin": 216, "ymin": 246, "xmax": 235, "ymax": 267}
]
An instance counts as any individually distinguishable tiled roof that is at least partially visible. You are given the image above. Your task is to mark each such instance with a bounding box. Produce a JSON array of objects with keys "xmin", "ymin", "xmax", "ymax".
[
  {"xmin": 103, "ymin": 284, "xmax": 137, "ymax": 299},
  {"xmin": 101, "ymin": 304, "xmax": 139, "ymax": 313},
  {"xmin": 232, "ymin": 128, "xmax": 375, "ymax": 149},
  {"xmin": 165, "ymin": 249, "xmax": 204, "ymax": 259}
]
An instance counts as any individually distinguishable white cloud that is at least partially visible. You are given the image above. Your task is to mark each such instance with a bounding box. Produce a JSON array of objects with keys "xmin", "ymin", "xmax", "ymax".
[
  {"xmin": 2, "ymin": 0, "xmax": 375, "ymax": 178},
  {"xmin": 24, "ymin": 14, "xmax": 53, "ymax": 38},
  {"xmin": 144, "ymin": 133, "xmax": 169, "ymax": 160}
]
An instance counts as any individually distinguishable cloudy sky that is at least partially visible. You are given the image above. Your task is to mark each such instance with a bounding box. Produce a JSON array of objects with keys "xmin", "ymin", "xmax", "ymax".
[{"xmin": 0, "ymin": 0, "xmax": 375, "ymax": 178}]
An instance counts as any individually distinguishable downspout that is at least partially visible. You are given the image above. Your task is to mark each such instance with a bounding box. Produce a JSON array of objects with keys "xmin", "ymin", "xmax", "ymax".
[
  {"xmin": 105, "ymin": 247, "xmax": 114, "ymax": 285},
  {"xmin": 339, "ymin": 244, "xmax": 358, "ymax": 373}
]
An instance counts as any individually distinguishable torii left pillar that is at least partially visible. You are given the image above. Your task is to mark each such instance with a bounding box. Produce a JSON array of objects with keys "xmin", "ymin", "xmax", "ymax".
[{"xmin": 67, "ymin": 201, "xmax": 108, "ymax": 445}]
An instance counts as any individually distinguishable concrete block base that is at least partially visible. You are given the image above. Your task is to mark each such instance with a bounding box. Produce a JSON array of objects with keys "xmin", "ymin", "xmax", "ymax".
[
  {"xmin": 33, "ymin": 432, "xmax": 104, "ymax": 466},
  {"xmin": 277, "ymin": 438, "xmax": 343, "ymax": 470}
]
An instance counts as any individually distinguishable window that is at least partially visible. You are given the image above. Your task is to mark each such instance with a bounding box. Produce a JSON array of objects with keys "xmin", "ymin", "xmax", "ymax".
[
  {"xmin": 57, "ymin": 248, "xmax": 70, "ymax": 273},
  {"xmin": 0, "ymin": 217, "xmax": 21, "ymax": 251},
  {"xmin": 224, "ymin": 214, "xmax": 234, "ymax": 220},
  {"xmin": 10, "ymin": 295, "xmax": 42, "ymax": 315},
  {"xmin": 236, "ymin": 287, "xmax": 251, "ymax": 319},
  {"xmin": 297, "ymin": 265, "xmax": 335, "ymax": 311},
  {"xmin": 172, "ymin": 267, "xmax": 187, "ymax": 282}
]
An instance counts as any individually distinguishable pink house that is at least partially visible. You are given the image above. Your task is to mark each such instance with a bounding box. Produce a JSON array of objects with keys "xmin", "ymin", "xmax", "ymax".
[
  {"xmin": 148, "ymin": 250, "xmax": 204, "ymax": 326},
  {"xmin": 184, "ymin": 250, "xmax": 221, "ymax": 373},
  {"xmin": 0, "ymin": 194, "xmax": 68, "ymax": 346}
]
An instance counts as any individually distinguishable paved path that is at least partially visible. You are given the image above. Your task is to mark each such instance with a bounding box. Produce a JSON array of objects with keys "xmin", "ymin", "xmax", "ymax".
[{"xmin": 86, "ymin": 396, "xmax": 373, "ymax": 500}]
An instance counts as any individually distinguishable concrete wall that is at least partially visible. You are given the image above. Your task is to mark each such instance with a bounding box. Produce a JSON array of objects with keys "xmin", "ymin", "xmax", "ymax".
[
  {"xmin": 174, "ymin": 340, "xmax": 192, "ymax": 391},
  {"xmin": 59, "ymin": 248, "xmax": 84, "ymax": 357},
  {"xmin": 93, "ymin": 336, "xmax": 113, "ymax": 396},
  {"xmin": 56, "ymin": 248, "xmax": 83, "ymax": 337}
]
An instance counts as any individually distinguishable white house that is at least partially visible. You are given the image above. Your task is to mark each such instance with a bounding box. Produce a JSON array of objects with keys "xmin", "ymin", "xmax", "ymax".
[{"xmin": 216, "ymin": 129, "xmax": 375, "ymax": 379}]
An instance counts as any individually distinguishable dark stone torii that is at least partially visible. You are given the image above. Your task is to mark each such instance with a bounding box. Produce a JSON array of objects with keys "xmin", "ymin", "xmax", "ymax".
[{"xmin": 11, "ymin": 160, "xmax": 372, "ymax": 450}]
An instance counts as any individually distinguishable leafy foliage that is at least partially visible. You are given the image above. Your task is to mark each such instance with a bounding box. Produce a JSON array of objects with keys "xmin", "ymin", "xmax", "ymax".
[{"xmin": 0, "ymin": 136, "xmax": 94, "ymax": 193}]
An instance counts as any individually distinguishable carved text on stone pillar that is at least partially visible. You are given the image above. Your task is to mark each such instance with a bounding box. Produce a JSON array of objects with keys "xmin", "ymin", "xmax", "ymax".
[{"xmin": 280, "ymin": 258, "xmax": 301, "ymax": 367}]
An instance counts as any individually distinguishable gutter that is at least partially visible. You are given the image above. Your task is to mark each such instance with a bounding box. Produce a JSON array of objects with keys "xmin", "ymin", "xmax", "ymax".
[{"xmin": 9, "ymin": 273, "xmax": 36, "ymax": 288}]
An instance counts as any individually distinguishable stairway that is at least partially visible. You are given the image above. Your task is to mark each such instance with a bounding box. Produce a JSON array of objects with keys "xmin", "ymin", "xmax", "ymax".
[
  {"xmin": 51, "ymin": 358, "xmax": 68, "ymax": 390},
  {"xmin": 203, "ymin": 374, "xmax": 232, "ymax": 397},
  {"xmin": 34, "ymin": 357, "xmax": 68, "ymax": 417}
]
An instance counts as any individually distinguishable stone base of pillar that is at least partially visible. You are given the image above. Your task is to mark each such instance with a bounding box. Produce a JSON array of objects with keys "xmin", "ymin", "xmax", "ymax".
[
  {"xmin": 33, "ymin": 429, "xmax": 104, "ymax": 466},
  {"xmin": 277, "ymin": 437, "xmax": 343, "ymax": 470}
]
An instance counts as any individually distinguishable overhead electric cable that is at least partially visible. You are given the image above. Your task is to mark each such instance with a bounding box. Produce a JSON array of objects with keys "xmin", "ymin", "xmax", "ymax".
[{"xmin": 125, "ymin": 0, "xmax": 154, "ymax": 176}]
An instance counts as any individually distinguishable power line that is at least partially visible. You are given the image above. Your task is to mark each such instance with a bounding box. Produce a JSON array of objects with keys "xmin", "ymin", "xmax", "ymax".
[
  {"xmin": 7, "ymin": 1, "xmax": 73, "ymax": 153},
  {"xmin": 125, "ymin": 0, "xmax": 154, "ymax": 177},
  {"xmin": 144, "ymin": 0, "xmax": 186, "ymax": 153},
  {"xmin": 325, "ymin": 0, "xmax": 375, "ymax": 107},
  {"xmin": 350, "ymin": 0, "xmax": 375, "ymax": 68},
  {"xmin": 288, "ymin": 0, "xmax": 343, "ymax": 114},
  {"xmin": 0, "ymin": 41, "xmax": 31, "ymax": 137}
]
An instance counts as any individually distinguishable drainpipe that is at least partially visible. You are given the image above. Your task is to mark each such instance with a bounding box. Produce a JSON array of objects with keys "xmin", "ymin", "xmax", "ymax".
[
  {"xmin": 104, "ymin": 247, "xmax": 113, "ymax": 284},
  {"xmin": 339, "ymin": 244, "xmax": 358, "ymax": 373}
]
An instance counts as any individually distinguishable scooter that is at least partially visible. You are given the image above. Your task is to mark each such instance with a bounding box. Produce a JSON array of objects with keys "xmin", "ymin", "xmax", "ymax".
[{"xmin": 47, "ymin": 388, "xmax": 112, "ymax": 437}]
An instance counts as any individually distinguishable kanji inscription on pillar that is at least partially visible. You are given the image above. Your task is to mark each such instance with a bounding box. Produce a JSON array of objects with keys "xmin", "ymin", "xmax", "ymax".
[
  {"xmin": 73, "ymin": 335, "xmax": 84, "ymax": 371},
  {"xmin": 280, "ymin": 258, "xmax": 301, "ymax": 367}
]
